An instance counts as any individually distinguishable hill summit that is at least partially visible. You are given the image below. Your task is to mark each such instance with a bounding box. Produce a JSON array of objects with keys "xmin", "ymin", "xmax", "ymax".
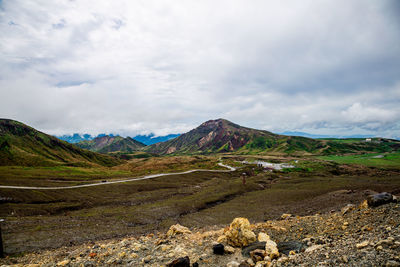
[
  {"xmin": 145, "ymin": 118, "xmax": 317, "ymax": 154},
  {"xmin": 76, "ymin": 135, "xmax": 146, "ymax": 153}
]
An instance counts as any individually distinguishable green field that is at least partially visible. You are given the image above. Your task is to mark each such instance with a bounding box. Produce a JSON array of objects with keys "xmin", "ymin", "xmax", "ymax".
[{"xmin": 318, "ymin": 152, "xmax": 400, "ymax": 168}]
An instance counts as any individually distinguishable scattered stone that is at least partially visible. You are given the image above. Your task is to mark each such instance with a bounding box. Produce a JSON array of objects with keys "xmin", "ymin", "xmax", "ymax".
[
  {"xmin": 250, "ymin": 249, "xmax": 266, "ymax": 262},
  {"xmin": 356, "ymin": 241, "xmax": 369, "ymax": 249},
  {"xmin": 341, "ymin": 204, "xmax": 356, "ymax": 215},
  {"xmin": 143, "ymin": 255, "xmax": 152, "ymax": 263},
  {"xmin": 281, "ymin": 213, "xmax": 292, "ymax": 220},
  {"xmin": 305, "ymin": 244, "xmax": 325, "ymax": 253},
  {"xmin": 227, "ymin": 261, "xmax": 240, "ymax": 267},
  {"xmin": 224, "ymin": 218, "xmax": 257, "ymax": 247},
  {"xmin": 167, "ymin": 224, "xmax": 192, "ymax": 237},
  {"xmin": 265, "ymin": 239, "xmax": 279, "ymax": 259},
  {"xmin": 367, "ymin": 192, "xmax": 394, "ymax": 207},
  {"xmin": 192, "ymin": 262, "xmax": 199, "ymax": 267},
  {"xmin": 213, "ymin": 243, "xmax": 225, "ymax": 255},
  {"xmin": 242, "ymin": 241, "xmax": 266, "ymax": 257},
  {"xmin": 239, "ymin": 261, "xmax": 251, "ymax": 267},
  {"xmin": 359, "ymin": 200, "xmax": 369, "ymax": 209},
  {"xmin": 224, "ymin": 245, "xmax": 235, "ymax": 254},
  {"xmin": 57, "ymin": 260, "xmax": 70, "ymax": 266},
  {"xmin": 257, "ymin": 232, "xmax": 270, "ymax": 242},
  {"xmin": 88, "ymin": 252, "xmax": 97, "ymax": 258},
  {"xmin": 342, "ymin": 255, "xmax": 349, "ymax": 263},
  {"xmin": 277, "ymin": 241, "xmax": 305, "ymax": 255},
  {"xmin": 167, "ymin": 256, "xmax": 190, "ymax": 267},
  {"xmin": 386, "ymin": 260, "xmax": 400, "ymax": 267}
]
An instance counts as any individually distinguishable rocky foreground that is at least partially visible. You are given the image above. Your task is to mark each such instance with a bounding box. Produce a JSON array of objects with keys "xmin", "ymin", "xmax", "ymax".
[{"xmin": 1, "ymin": 191, "xmax": 400, "ymax": 267}]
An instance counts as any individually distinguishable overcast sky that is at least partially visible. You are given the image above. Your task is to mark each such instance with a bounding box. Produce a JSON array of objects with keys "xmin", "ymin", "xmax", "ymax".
[{"xmin": 1, "ymin": 0, "xmax": 400, "ymax": 138}]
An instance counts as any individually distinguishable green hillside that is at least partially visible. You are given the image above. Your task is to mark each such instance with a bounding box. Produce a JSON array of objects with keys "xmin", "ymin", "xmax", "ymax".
[
  {"xmin": 76, "ymin": 135, "xmax": 146, "ymax": 153},
  {"xmin": 145, "ymin": 119, "xmax": 400, "ymax": 155},
  {"xmin": 0, "ymin": 119, "xmax": 121, "ymax": 167}
]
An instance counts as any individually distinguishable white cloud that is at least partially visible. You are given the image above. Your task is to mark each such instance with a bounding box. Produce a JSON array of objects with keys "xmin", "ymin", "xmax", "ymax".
[{"xmin": 0, "ymin": 0, "xmax": 399, "ymax": 138}]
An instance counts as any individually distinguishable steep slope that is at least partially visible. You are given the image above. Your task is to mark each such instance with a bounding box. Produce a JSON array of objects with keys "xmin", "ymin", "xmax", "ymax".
[
  {"xmin": 0, "ymin": 119, "xmax": 121, "ymax": 167},
  {"xmin": 145, "ymin": 119, "xmax": 400, "ymax": 155},
  {"xmin": 76, "ymin": 135, "xmax": 146, "ymax": 153},
  {"xmin": 144, "ymin": 119, "xmax": 286, "ymax": 154}
]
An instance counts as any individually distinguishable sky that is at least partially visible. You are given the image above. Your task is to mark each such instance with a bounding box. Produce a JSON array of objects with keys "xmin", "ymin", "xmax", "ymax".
[{"xmin": 1, "ymin": 0, "xmax": 400, "ymax": 138}]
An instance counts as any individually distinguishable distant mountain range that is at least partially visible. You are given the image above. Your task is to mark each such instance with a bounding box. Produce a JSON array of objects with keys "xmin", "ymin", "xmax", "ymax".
[
  {"xmin": 280, "ymin": 131, "xmax": 376, "ymax": 139},
  {"xmin": 57, "ymin": 133, "xmax": 180, "ymax": 145},
  {"xmin": 76, "ymin": 135, "xmax": 146, "ymax": 153},
  {"xmin": 2, "ymin": 118, "xmax": 399, "ymax": 167},
  {"xmin": 0, "ymin": 119, "xmax": 121, "ymax": 167}
]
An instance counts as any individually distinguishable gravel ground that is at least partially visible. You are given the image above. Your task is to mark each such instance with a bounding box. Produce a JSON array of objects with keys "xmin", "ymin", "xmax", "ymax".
[{"xmin": 0, "ymin": 197, "xmax": 399, "ymax": 267}]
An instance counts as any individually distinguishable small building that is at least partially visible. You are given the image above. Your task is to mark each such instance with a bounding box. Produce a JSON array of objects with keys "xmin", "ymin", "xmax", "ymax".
[{"xmin": 365, "ymin": 138, "xmax": 372, "ymax": 142}]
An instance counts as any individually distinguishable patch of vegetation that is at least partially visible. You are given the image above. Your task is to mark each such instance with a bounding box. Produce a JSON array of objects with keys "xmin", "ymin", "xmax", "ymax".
[{"xmin": 318, "ymin": 152, "xmax": 400, "ymax": 168}]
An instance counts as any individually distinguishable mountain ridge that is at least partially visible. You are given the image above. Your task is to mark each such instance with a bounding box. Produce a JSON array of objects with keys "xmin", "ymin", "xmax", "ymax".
[
  {"xmin": 0, "ymin": 119, "xmax": 121, "ymax": 167},
  {"xmin": 76, "ymin": 135, "xmax": 146, "ymax": 153}
]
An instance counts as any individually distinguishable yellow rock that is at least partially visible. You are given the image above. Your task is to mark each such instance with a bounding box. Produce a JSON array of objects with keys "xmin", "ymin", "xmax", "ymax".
[
  {"xmin": 217, "ymin": 234, "xmax": 227, "ymax": 243},
  {"xmin": 57, "ymin": 260, "xmax": 70, "ymax": 266},
  {"xmin": 166, "ymin": 224, "xmax": 192, "ymax": 237},
  {"xmin": 265, "ymin": 239, "xmax": 279, "ymax": 259},
  {"xmin": 130, "ymin": 253, "xmax": 138, "ymax": 258},
  {"xmin": 359, "ymin": 200, "xmax": 368, "ymax": 209},
  {"xmin": 289, "ymin": 250, "xmax": 296, "ymax": 255},
  {"xmin": 258, "ymin": 232, "xmax": 270, "ymax": 242},
  {"xmin": 281, "ymin": 213, "xmax": 292, "ymax": 220},
  {"xmin": 356, "ymin": 241, "xmax": 369, "ymax": 249},
  {"xmin": 118, "ymin": 251, "xmax": 126, "ymax": 258},
  {"xmin": 225, "ymin": 218, "xmax": 257, "ymax": 247}
]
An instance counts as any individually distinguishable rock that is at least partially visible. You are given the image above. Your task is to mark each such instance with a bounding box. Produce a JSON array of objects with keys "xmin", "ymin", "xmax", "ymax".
[
  {"xmin": 342, "ymin": 255, "xmax": 349, "ymax": 263},
  {"xmin": 359, "ymin": 200, "xmax": 369, "ymax": 209},
  {"xmin": 224, "ymin": 245, "xmax": 235, "ymax": 254},
  {"xmin": 305, "ymin": 244, "xmax": 325, "ymax": 253},
  {"xmin": 213, "ymin": 243, "xmax": 225, "ymax": 255},
  {"xmin": 386, "ymin": 260, "xmax": 400, "ymax": 267},
  {"xmin": 225, "ymin": 218, "xmax": 257, "ymax": 247},
  {"xmin": 167, "ymin": 224, "xmax": 192, "ymax": 237},
  {"xmin": 367, "ymin": 192, "xmax": 394, "ymax": 207},
  {"xmin": 257, "ymin": 232, "xmax": 270, "ymax": 242},
  {"xmin": 250, "ymin": 249, "xmax": 266, "ymax": 263},
  {"xmin": 167, "ymin": 256, "xmax": 191, "ymax": 267},
  {"xmin": 242, "ymin": 241, "xmax": 266, "ymax": 257},
  {"xmin": 341, "ymin": 204, "xmax": 356, "ymax": 215},
  {"xmin": 227, "ymin": 261, "xmax": 240, "ymax": 267},
  {"xmin": 265, "ymin": 239, "xmax": 279, "ymax": 259},
  {"xmin": 217, "ymin": 235, "xmax": 227, "ymax": 243},
  {"xmin": 88, "ymin": 252, "xmax": 97, "ymax": 258},
  {"xmin": 57, "ymin": 260, "xmax": 70, "ymax": 266},
  {"xmin": 192, "ymin": 262, "xmax": 199, "ymax": 267},
  {"xmin": 281, "ymin": 213, "xmax": 292, "ymax": 220},
  {"xmin": 143, "ymin": 255, "xmax": 152, "ymax": 263},
  {"xmin": 356, "ymin": 241, "xmax": 369, "ymax": 249},
  {"xmin": 277, "ymin": 241, "xmax": 305, "ymax": 255},
  {"xmin": 239, "ymin": 262, "xmax": 251, "ymax": 267}
]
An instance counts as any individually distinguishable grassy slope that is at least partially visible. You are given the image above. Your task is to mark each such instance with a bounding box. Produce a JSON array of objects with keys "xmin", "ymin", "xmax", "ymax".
[
  {"xmin": 0, "ymin": 119, "xmax": 121, "ymax": 167},
  {"xmin": 318, "ymin": 151, "xmax": 400, "ymax": 168}
]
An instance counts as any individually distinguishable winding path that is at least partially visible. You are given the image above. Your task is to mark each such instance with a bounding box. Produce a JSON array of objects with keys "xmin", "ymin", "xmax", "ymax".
[{"xmin": 0, "ymin": 164, "xmax": 237, "ymax": 190}]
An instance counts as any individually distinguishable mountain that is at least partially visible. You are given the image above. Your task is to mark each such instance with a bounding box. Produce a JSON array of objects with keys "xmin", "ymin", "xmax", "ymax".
[
  {"xmin": 0, "ymin": 119, "xmax": 121, "ymax": 167},
  {"xmin": 145, "ymin": 119, "xmax": 400, "ymax": 155},
  {"xmin": 57, "ymin": 133, "xmax": 94, "ymax": 143},
  {"xmin": 76, "ymin": 135, "xmax": 146, "ymax": 153},
  {"xmin": 133, "ymin": 133, "xmax": 180, "ymax": 145},
  {"xmin": 280, "ymin": 131, "xmax": 375, "ymax": 139}
]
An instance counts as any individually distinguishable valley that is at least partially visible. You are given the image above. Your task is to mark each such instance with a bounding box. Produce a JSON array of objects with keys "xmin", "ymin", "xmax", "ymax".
[{"xmin": 0, "ymin": 118, "xmax": 399, "ymax": 262}]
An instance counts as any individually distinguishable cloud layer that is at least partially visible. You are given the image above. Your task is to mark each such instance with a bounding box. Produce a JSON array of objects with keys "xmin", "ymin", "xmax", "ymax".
[{"xmin": 1, "ymin": 0, "xmax": 400, "ymax": 138}]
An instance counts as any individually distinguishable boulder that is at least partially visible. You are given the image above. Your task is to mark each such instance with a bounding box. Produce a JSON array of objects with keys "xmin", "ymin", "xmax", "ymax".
[
  {"xmin": 167, "ymin": 256, "xmax": 190, "ymax": 267},
  {"xmin": 213, "ymin": 243, "xmax": 225, "ymax": 255},
  {"xmin": 225, "ymin": 218, "xmax": 256, "ymax": 247},
  {"xmin": 265, "ymin": 239, "xmax": 279, "ymax": 259},
  {"xmin": 367, "ymin": 192, "xmax": 394, "ymax": 207},
  {"xmin": 257, "ymin": 232, "xmax": 270, "ymax": 242},
  {"xmin": 166, "ymin": 224, "xmax": 192, "ymax": 237}
]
